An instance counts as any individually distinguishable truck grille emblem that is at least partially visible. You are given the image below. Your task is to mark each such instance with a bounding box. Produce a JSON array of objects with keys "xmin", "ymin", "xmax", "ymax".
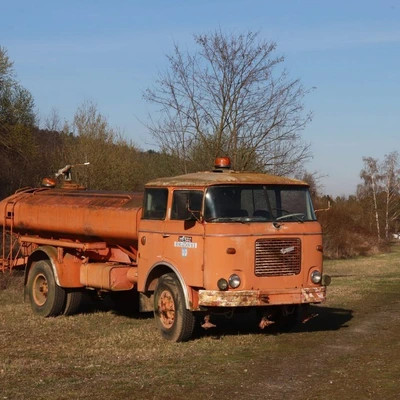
[{"xmin": 280, "ymin": 246, "xmax": 295, "ymax": 255}]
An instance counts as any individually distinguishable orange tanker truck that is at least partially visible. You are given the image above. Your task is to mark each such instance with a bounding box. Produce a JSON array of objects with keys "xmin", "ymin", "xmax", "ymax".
[{"xmin": 0, "ymin": 157, "xmax": 330, "ymax": 342}]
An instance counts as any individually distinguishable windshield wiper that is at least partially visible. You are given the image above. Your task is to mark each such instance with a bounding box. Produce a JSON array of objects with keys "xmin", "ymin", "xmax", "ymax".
[
  {"xmin": 206, "ymin": 216, "xmax": 249, "ymax": 223},
  {"xmin": 275, "ymin": 213, "xmax": 305, "ymax": 223}
]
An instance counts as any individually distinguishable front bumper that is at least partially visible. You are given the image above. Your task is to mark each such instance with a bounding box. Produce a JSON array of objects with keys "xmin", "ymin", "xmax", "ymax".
[{"xmin": 198, "ymin": 286, "xmax": 326, "ymax": 307}]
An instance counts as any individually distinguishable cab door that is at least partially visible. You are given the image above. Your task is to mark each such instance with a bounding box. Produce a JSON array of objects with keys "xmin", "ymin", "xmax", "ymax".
[
  {"xmin": 137, "ymin": 188, "xmax": 168, "ymax": 290},
  {"xmin": 163, "ymin": 189, "xmax": 204, "ymax": 287}
]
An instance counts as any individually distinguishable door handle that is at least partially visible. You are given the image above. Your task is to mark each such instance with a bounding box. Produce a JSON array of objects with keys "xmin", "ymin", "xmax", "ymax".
[{"xmin": 163, "ymin": 234, "xmax": 170, "ymax": 238}]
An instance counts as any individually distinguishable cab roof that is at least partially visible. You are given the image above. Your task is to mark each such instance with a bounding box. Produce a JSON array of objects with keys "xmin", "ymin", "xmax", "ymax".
[{"xmin": 145, "ymin": 170, "xmax": 308, "ymax": 188}]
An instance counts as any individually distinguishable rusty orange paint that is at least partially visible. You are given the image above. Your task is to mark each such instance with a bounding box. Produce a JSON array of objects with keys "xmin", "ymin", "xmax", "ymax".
[
  {"xmin": 0, "ymin": 159, "xmax": 329, "ymax": 341},
  {"xmin": 198, "ymin": 286, "xmax": 326, "ymax": 307},
  {"xmin": 0, "ymin": 188, "xmax": 143, "ymax": 247},
  {"xmin": 80, "ymin": 263, "xmax": 136, "ymax": 291},
  {"xmin": 146, "ymin": 170, "xmax": 308, "ymax": 187},
  {"xmin": 56, "ymin": 251, "xmax": 83, "ymax": 288}
]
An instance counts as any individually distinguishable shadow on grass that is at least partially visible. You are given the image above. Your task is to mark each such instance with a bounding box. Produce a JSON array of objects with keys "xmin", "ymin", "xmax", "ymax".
[
  {"xmin": 194, "ymin": 305, "xmax": 353, "ymax": 340},
  {"xmin": 78, "ymin": 294, "xmax": 353, "ymax": 339},
  {"xmin": 297, "ymin": 305, "xmax": 353, "ymax": 332},
  {"xmin": 0, "ymin": 274, "xmax": 353, "ymax": 341},
  {"xmin": 77, "ymin": 290, "xmax": 154, "ymax": 320}
]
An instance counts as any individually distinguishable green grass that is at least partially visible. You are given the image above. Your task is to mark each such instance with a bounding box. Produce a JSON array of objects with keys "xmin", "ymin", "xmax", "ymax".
[{"xmin": 1, "ymin": 245, "xmax": 400, "ymax": 399}]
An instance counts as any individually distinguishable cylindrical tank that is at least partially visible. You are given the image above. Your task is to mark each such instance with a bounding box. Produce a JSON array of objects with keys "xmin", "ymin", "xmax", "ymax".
[{"xmin": 0, "ymin": 187, "xmax": 143, "ymax": 247}]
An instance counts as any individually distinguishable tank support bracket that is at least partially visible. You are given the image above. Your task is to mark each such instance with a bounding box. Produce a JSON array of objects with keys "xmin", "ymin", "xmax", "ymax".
[{"xmin": 19, "ymin": 236, "xmax": 107, "ymax": 251}]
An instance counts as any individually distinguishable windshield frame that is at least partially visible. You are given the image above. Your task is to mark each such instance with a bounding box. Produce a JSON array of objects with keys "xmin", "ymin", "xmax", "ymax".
[{"xmin": 204, "ymin": 184, "xmax": 316, "ymax": 223}]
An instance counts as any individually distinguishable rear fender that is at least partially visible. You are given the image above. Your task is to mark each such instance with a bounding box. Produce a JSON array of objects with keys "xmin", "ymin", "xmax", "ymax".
[{"xmin": 25, "ymin": 246, "xmax": 83, "ymax": 289}]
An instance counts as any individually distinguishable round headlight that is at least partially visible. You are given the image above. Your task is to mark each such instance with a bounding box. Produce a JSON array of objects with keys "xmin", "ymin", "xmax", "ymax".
[
  {"xmin": 310, "ymin": 270, "xmax": 322, "ymax": 284},
  {"xmin": 217, "ymin": 278, "xmax": 229, "ymax": 291},
  {"xmin": 228, "ymin": 274, "xmax": 241, "ymax": 289}
]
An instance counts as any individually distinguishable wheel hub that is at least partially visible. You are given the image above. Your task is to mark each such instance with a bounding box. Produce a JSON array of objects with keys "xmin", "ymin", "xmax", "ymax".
[
  {"xmin": 158, "ymin": 290, "xmax": 175, "ymax": 329},
  {"xmin": 33, "ymin": 273, "xmax": 48, "ymax": 306}
]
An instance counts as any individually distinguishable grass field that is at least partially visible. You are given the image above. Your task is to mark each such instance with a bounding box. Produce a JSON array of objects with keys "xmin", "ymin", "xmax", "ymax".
[{"xmin": 1, "ymin": 245, "xmax": 400, "ymax": 400}]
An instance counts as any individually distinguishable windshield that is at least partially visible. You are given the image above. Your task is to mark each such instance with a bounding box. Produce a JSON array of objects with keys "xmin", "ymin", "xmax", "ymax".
[{"xmin": 204, "ymin": 185, "xmax": 316, "ymax": 223}]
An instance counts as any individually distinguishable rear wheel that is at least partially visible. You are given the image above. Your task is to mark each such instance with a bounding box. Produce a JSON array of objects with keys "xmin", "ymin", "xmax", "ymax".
[
  {"xmin": 64, "ymin": 289, "xmax": 86, "ymax": 315},
  {"xmin": 27, "ymin": 260, "xmax": 66, "ymax": 317},
  {"xmin": 153, "ymin": 273, "xmax": 195, "ymax": 342}
]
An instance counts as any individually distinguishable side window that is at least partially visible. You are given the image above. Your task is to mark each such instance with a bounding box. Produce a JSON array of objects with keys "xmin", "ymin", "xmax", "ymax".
[
  {"xmin": 171, "ymin": 190, "xmax": 203, "ymax": 220},
  {"xmin": 142, "ymin": 188, "xmax": 168, "ymax": 220}
]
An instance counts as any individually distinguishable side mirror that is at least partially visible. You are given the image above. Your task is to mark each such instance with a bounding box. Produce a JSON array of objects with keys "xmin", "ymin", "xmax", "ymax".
[
  {"xmin": 315, "ymin": 199, "xmax": 331, "ymax": 213},
  {"xmin": 186, "ymin": 198, "xmax": 203, "ymax": 222}
]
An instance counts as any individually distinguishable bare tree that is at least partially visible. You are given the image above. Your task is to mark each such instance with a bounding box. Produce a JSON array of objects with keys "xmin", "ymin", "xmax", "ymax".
[
  {"xmin": 381, "ymin": 151, "xmax": 400, "ymax": 239},
  {"xmin": 44, "ymin": 108, "xmax": 62, "ymax": 131},
  {"xmin": 60, "ymin": 101, "xmax": 143, "ymax": 191},
  {"xmin": 360, "ymin": 157, "xmax": 382, "ymax": 240},
  {"xmin": 144, "ymin": 30, "xmax": 312, "ymax": 174}
]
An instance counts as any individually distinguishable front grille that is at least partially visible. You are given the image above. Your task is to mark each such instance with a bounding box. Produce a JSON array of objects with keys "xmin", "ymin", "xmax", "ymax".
[{"xmin": 255, "ymin": 238, "xmax": 301, "ymax": 276}]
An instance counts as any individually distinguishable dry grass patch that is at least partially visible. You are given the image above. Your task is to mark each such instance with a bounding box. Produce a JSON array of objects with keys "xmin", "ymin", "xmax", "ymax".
[{"xmin": 1, "ymin": 245, "xmax": 400, "ymax": 399}]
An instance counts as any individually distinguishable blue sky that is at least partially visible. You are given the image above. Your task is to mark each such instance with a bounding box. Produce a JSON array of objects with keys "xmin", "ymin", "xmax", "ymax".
[{"xmin": 1, "ymin": 0, "xmax": 399, "ymax": 196}]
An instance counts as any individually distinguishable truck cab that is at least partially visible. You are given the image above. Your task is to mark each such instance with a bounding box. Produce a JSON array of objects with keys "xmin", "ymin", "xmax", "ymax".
[{"xmin": 137, "ymin": 157, "xmax": 329, "ymax": 341}]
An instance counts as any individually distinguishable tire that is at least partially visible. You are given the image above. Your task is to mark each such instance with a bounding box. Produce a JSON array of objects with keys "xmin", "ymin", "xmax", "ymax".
[
  {"xmin": 27, "ymin": 260, "xmax": 66, "ymax": 317},
  {"xmin": 64, "ymin": 289, "xmax": 85, "ymax": 316},
  {"xmin": 153, "ymin": 273, "xmax": 195, "ymax": 342}
]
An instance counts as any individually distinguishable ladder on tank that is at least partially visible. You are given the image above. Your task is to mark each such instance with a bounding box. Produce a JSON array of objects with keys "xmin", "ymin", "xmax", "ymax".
[{"xmin": 0, "ymin": 199, "xmax": 25, "ymax": 272}]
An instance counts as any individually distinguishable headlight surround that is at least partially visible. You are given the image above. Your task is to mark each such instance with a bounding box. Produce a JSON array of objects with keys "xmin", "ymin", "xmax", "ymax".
[
  {"xmin": 310, "ymin": 270, "xmax": 322, "ymax": 284},
  {"xmin": 228, "ymin": 274, "xmax": 241, "ymax": 289},
  {"xmin": 217, "ymin": 278, "xmax": 229, "ymax": 291}
]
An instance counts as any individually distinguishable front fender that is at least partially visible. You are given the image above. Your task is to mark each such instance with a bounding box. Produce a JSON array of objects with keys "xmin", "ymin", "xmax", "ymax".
[{"xmin": 141, "ymin": 261, "xmax": 192, "ymax": 310}]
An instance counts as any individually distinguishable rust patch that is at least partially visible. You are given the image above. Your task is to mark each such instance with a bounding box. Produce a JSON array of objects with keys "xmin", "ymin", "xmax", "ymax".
[
  {"xmin": 201, "ymin": 315, "xmax": 217, "ymax": 329},
  {"xmin": 146, "ymin": 171, "xmax": 308, "ymax": 188},
  {"xmin": 198, "ymin": 290, "xmax": 270, "ymax": 307},
  {"xmin": 199, "ymin": 287, "xmax": 327, "ymax": 307},
  {"xmin": 301, "ymin": 287, "xmax": 326, "ymax": 303}
]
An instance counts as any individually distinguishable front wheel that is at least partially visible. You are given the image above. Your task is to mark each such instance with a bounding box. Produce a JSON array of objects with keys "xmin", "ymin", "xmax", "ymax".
[
  {"xmin": 153, "ymin": 273, "xmax": 195, "ymax": 342},
  {"xmin": 27, "ymin": 260, "xmax": 66, "ymax": 317}
]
